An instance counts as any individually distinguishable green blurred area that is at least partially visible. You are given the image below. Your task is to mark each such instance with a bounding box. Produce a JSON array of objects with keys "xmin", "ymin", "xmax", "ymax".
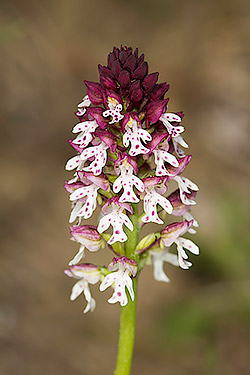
[{"xmin": 0, "ymin": 0, "xmax": 250, "ymax": 374}]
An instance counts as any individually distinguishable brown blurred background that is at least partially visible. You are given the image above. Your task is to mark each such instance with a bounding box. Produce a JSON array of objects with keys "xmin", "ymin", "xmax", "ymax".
[{"xmin": 1, "ymin": 0, "xmax": 250, "ymax": 374}]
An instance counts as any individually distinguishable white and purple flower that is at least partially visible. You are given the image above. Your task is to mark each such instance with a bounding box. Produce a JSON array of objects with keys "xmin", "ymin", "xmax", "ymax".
[
  {"xmin": 64, "ymin": 264, "xmax": 101, "ymax": 313},
  {"xmin": 97, "ymin": 198, "xmax": 133, "ymax": 244},
  {"xmin": 100, "ymin": 257, "xmax": 137, "ymax": 306}
]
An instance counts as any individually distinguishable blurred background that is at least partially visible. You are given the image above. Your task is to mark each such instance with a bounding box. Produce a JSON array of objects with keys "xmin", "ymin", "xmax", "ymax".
[{"xmin": 1, "ymin": 0, "xmax": 250, "ymax": 374}]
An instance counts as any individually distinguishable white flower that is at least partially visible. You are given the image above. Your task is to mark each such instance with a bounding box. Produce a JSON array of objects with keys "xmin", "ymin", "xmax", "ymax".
[
  {"xmin": 69, "ymin": 183, "xmax": 99, "ymax": 219},
  {"xmin": 97, "ymin": 203, "xmax": 133, "ymax": 244},
  {"xmin": 172, "ymin": 135, "xmax": 189, "ymax": 157},
  {"xmin": 71, "ymin": 120, "xmax": 99, "ymax": 148},
  {"xmin": 64, "ymin": 264, "xmax": 101, "ymax": 313},
  {"xmin": 154, "ymin": 146, "xmax": 179, "ymax": 176},
  {"xmin": 175, "ymin": 237, "xmax": 199, "ymax": 269},
  {"xmin": 160, "ymin": 113, "xmax": 184, "ymax": 137},
  {"xmin": 99, "ymin": 257, "xmax": 137, "ymax": 307},
  {"xmin": 150, "ymin": 249, "xmax": 179, "ymax": 282},
  {"xmin": 68, "ymin": 225, "xmax": 104, "ymax": 265},
  {"xmin": 142, "ymin": 186, "xmax": 173, "ymax": 224},
  {"xmin": 103, "ymin": 97, "xmax": 124, "ymax": 124},
  {"xmin": 160, "ymin": 112, "xmax": 189, "ymax": 157},
  {"xmin": 80, "ymin": 141, "xmax": 108, "ymax": 175},
  {"xmin": 123, "ymin": 118, "xmax": 152, "ymax": 156},
  {"xmin": 183, "ymin": 211, "xmax": 199, "ymax": 234},
  {"xmin": 65, "ymin": 154, "xmax": 85, "ymax": 172},
  {"xmin": 76, "ymin": 95, "xmax": 91, "ymax": 116},
  {"xmin": 113, "ymin": 162, "xmax": 144, "ymax": 203},
  {"xmin": 68, "ymin": 244, "xmax": 85, "ymax": 266},
  {"xmin": 174, "ymin": 176, "xmax": 199, "ymax": 205},
  {"xmin": 150, "ymin": 236, "xmax": 199, "ymax": 281}
]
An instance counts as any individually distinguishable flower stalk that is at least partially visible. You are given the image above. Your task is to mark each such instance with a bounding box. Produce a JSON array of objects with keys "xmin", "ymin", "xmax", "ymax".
[{"xmin": 115, "ymin": 277, "xmax": 138, "ymax": 375}]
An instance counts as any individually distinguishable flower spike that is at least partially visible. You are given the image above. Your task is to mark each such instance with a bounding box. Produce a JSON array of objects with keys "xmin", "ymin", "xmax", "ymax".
[{"xmin": 64, "ymin": 46, "xmax": 199, "ymax": 317}]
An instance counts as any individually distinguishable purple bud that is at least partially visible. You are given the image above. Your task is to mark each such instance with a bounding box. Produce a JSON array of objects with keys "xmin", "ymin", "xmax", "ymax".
[
  {"xmin": 144, "ymin": 99, "xmax": 168, "ymax": 124},
  {"xmin": 107, "ymin": 52, "xmax": 116, "ymax": 68},
  {"xmin": 113, "ymin": 46, "xmax": 119, "ymax": 58},
  {"xmin": 118, "ymin": 70, "xmax": 130, "ymax": 88},
  {"xmin": 142, "ymin": 72, "xmax": 159, "ymax": 92},
  {"xmin": 149, "ymin": 83, "xmax": 170, "ymax": 101},
  {"xmin": 137, "ymin": 53, "xmax": 144, "ymax": 66},
  {"xmin": 119, "ymin": 50, "xmax": 128, "ymax": 65},
  {"xmin": 129, "ymin": 80, "xmax": 144, "ymax": 103},
  {"xmin": 84, "ymin": 80, "xmax": 104, "ymax": 105},
  {"xmin": 100, "ymin": 75, "xmax": 117, "ymax": 91},
  {"xmin": 98, "ymin": 64, "xmax": 114, "ymax": 79},
  {"xmin": 111, "ymin": 59, "xmax": 122, "ymax": 79},
  {"xmin": 131, "ymin": 61, "xmax": 148, "ymax": 80},
  {"xmin": 123, "ymin": 54, "xmax": 136, "ymax": 72},
  {"xmin": 134, "ymin": 47, "xmax": 138, "ymax": 59}
]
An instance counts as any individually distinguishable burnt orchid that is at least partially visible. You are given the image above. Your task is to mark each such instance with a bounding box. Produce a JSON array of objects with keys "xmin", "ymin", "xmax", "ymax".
[{"xmin": 64, "ymin": 46, "xmax": 199, "ymax": 375}]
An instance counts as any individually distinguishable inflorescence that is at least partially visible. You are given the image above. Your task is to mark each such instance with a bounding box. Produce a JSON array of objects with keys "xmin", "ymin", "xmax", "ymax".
[{"xmin": 64, "ymin": 46, "xmax": 199, "ymax": 313}]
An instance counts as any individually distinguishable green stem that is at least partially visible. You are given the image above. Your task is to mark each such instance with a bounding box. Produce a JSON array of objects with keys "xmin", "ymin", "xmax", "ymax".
[
  {"xmin": 115, "ymin": 205, "xmax": 140, "ymax": 375},
  {"xmin": 114, "ymin": 277, "xmax": 138, "ymax": 375}
]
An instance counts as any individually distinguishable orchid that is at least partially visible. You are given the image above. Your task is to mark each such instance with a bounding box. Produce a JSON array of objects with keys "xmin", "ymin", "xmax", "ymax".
[
  {"xmin": 113, "ymin": 159, "xmax": 144, "ymax": 203},
  {"xmin": 64, "ymin": 264, "xmax": 101, "ymax": 313},
  {"xmin": 64, "ymin": 46, "xmax": 199, "ymax": 375},
  {"xmin": 103, "ymin": 96, "xmax": 124, "ymax": 124},
  {"xmin": 123, "ymin": 117, "xmax": 152, "ymax": 156},
  {"xmin": 97, "ymin": 200, "xmax": 133, "ymax": 244},
  {"xmin": 100, "ymin": 256, "xmax": 137, "ymax": 306}
]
